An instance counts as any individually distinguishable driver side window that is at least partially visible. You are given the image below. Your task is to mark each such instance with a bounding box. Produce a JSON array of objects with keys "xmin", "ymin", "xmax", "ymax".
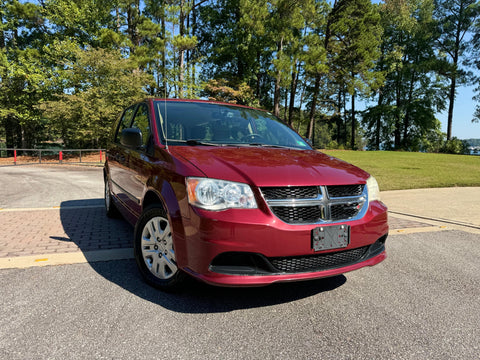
[
  {"xmin": 115, "ymin": 105, "xmax": 136, "ymax": 143},
  {"xmin": 131, "ymin": 103, "xmax": 152, "ymax": 149}
]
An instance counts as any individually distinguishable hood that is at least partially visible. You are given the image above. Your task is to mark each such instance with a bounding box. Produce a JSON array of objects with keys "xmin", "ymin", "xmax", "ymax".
[{"xmin": 170, "ymin": 146, "xmax": 370, "ymax": 187}]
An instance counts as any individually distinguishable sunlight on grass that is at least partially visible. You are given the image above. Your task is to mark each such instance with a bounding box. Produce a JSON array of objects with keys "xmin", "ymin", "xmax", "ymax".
[{"xmin": 322, "ymin": 150, "xmax": 480, "ymax": 191}]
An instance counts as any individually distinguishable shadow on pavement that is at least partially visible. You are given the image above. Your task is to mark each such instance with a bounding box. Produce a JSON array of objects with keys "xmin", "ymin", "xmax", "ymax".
[
  {"xmin": 59, "ymin": 199, "xmax": 346, "ymax": 313},
  {"xmin": 58, "ymin": 199, "xmax": 133, "ymax": 252}
]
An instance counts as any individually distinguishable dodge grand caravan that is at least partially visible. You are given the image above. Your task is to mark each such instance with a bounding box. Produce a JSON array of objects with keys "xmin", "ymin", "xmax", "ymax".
[{"xmin": 104, "ymin": 99, "xmax": 388, "ymax": 290}]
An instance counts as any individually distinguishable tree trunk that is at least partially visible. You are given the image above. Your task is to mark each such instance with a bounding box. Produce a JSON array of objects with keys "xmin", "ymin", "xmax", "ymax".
[
  {"xmin": 127, "ymin": 1, "xmax": 140, "ymax": 54},
  {"xmin": 343, "ymin": 90, "xmax": 348, "ymax": 146},
  {"xmin": 307, "ymin": 74, "xmax": 321, "ymax": 140},
  {"xmin": 351, "ymin": 92, "xmax": 356, "ymax": 150},
  {"xmin": 256, "ymin": 51, "xmax": 261, "ymax": 100},
  {"xmin": 375, "ymin": 91, "xmax": 383, "ymax": 150},
  {"xmin": 447, "ymin": 5, "xmax": 464, "ymax": 141},
  {"xmin": 116, "ymin": 6, "xmax": 121, "ymax": 33},
  {"xmin": 403, "ymin": 68, "xmax": 416, "ymax": 149},
  {"xmin": 273, "ymin": 36, "xmax": 284, "ymax": 117},
  {"xmin": 297, "ymin": 77, "xmax": 307, "ymax": 132},
  {"xmin": 0, "ymin": 11, "xmax": 5, "ymax": 49},
  {"xmin": 161, "ymin": 13, "xmax": 167, "ymax": 96},
  {"xmin": 179, "ymin": 49, "xmax": 185, "ymax": 98},
  {"xmin": 190, "ymin": 0, "xmax": 197, "ymax": 98},
  {"xmin": 447, "ymin": 75, "xmax": 456, "ymax": 141},
  {"xmin": 288, "ymin": 59, "xmax": 299, "ymax": 127},
  {"xmin": 337, "ymin": 90, "xmax": 343, "ymax": 145},
  {"xmin": 178, "ymin": 0, "xmax": 186, "ymax": 98},
  {"xmin": 395, "ymin": 67, "xmax": 402, "ymax": 149}
]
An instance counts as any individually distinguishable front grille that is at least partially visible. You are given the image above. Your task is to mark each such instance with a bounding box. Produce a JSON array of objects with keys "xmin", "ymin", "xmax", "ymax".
[
  {"xmin": 270, "ymin": 246, "xmax": 368, "ymax": 272},
  {"xmin": 272, "ymin": 206, "xmax": 323, "ymax": 224},
  {"xmin": 261, "ymin": 186, "xmax": 318, "ymax": 200},
  {"xmin": 331, "ymin": 203, "xmax": 361, "ymax": 221},
  {"xmin": 260, "ymin": 184, "xmax": 366, "ymax": 224},
  {"xmin": 327, "ymin": 185, "xmax": 364, "ymax": 197}
]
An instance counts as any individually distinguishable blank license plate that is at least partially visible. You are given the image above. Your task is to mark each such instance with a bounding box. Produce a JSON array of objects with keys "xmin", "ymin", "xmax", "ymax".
[{"xmin": 312, "ymin": 225, "xmax": 350, "ymax": 251}]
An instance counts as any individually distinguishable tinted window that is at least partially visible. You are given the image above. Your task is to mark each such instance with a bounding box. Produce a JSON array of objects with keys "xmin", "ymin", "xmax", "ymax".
[
  {"xmin": 154, "ymin": 101, "xmax": 311, "ymax": 150},
  {"xmin": 115, "ymin": 105, "xmax": 136, "ymax": 143},
  {"xmin": 131, "ymin": 103, "xmax": 151, "ymax": 147}
]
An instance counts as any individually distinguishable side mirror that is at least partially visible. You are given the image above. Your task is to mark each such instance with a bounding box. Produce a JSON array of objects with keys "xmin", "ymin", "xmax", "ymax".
[{"xmin": 120, "ymin": 128, "xmax": 143, "ymax": 149}]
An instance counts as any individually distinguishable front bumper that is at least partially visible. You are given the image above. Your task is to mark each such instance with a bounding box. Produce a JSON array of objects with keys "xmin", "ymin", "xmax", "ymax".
[{"xmin": 176, "ymin": 200, "xmax": 388, "ymax": 287}]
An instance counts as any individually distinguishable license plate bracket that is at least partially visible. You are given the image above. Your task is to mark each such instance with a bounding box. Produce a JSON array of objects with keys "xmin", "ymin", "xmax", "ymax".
[{"xmin": 312, "ymin": 225, "xmax": 350, "ymax": 251}]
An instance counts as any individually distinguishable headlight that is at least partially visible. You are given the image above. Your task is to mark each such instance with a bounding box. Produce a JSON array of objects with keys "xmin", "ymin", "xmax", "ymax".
[
  {"xmin": 366, "ymin": 176, "xmax": 381, "ymax": 202},
  {"xmin": 186, "ymin": 178, "xmax": 257, "ymax": 210}
]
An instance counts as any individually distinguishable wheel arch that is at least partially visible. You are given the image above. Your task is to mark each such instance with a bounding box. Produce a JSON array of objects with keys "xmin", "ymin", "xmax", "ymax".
[{"xmin": 142, "ymin": 190, "xmax": 166, "ymax": 213}]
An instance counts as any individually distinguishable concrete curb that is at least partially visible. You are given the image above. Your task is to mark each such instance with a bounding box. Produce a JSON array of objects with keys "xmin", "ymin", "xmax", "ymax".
[{"xmin": 0, "ymin": 248, "xmax": 134, "ymax": 269}]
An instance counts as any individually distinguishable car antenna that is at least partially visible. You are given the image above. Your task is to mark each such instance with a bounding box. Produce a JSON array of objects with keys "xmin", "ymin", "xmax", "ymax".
[{"xmin": 164, "ymin": 91, "xmax": 168, "ymax": 150}]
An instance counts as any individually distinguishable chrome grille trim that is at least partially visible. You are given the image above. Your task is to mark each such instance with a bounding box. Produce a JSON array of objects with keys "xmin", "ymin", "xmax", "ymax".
[
  {"xmin": 260, "ymin": 185, "xmax": 368, "ymax": 225},
  {"xmin": 264, "ymin": 194, "xmax": 323, "ymax": 207}
]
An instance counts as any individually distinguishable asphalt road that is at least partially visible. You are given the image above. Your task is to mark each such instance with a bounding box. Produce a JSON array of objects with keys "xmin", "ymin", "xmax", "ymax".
[
  {"xmin": 0, "ymin": 165, "xmax": 479, "ymax": 359},
  {"xmin": 0, "ymin": 165, "xmax": 104, "ymax": 209}
]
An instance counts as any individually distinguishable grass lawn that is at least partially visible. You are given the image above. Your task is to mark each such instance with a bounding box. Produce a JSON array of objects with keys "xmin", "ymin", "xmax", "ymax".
[{"xmin": 322, "ymin": 150, "xmax": 480, "ymax": 191}]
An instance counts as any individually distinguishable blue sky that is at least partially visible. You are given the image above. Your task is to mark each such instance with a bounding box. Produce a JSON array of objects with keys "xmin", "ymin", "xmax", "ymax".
[{"xmin": 437, "ymin": 86, "xmax": 479, "ymax": 140}]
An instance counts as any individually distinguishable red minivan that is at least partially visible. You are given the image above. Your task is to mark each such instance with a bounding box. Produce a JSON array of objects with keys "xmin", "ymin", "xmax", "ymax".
[{"xmin": 104, "ymin": 99, "xmax": 388, "ymax": 290}]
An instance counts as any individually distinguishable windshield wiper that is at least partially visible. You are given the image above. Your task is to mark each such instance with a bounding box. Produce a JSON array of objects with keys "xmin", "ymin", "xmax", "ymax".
[
  {"xmin": 247, "ymin": 143, "xmax": 297, "ymax": 149},
  {"xmin": 184, "ymin": 139, "xmax": 220, "ymax": 146}
]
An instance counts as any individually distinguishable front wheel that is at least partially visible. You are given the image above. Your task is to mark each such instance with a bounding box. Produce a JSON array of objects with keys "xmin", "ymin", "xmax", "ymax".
[{"xmin": 134, "ymin": 206, "xmax": 186, "ymax": 291}]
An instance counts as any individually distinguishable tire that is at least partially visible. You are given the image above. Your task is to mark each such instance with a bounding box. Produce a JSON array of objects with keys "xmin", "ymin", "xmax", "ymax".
[
  {"xmin": 104, "ymin": 177, "xmax": 119, "ymax": 218},
  {"xmin": 134, "ymin": 205, "xmax": 186, "ymax": 291}
]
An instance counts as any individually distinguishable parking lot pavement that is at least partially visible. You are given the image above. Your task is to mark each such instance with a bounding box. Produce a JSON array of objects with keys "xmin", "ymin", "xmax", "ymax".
[
  {"xmin": 1, "ymin": 230, "xmax": 479, "ymax": 360},
  {"xmin": 0, "ymin": 165, "xmax": 104, "ymax": 209}
]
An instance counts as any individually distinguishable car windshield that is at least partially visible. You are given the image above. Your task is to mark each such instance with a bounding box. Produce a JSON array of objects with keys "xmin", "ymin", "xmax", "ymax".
[{"xmin": 154, "ymin": 101, "xmax": 311, "ymax": 150}]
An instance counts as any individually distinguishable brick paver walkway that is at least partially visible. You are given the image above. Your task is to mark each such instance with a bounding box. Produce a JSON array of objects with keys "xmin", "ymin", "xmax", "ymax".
[
  {"xmin": 388, "ymin": 216, "xmax": 434, "ymax": 230},
  {"xmin": 0, "ymin": 206, "xmax": 132, "ymax": 258},
  {"xmin": 0, "ymin": 203, "xmax": 431, "ymax": 259}
]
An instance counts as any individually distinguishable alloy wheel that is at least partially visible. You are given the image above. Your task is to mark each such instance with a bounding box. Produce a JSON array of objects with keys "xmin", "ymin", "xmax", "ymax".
[{"xmin": 140, "ymin": 216, "xmax": 177, "ymax": 280}]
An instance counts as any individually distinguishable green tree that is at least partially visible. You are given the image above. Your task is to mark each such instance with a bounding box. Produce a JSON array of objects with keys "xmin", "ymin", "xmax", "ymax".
[
  {"xmin": 469, "ymin": 3, "xmax": 480, "ymax": 124},
  {"xmin": 43, "ymin": 0, "xmax": 115, "ymax": 46},
  {"xmin": 303, "ymin": 0, "xmax": 329, "ymax": 140},
  {"xmin": 328, "ymin": 0, "xmax": 383, "ymax": 149},
  {"xmin": 203, "ymin": 78, "xmax": 258, "ymax": 106},
  {"xmin": 40, "ymin": 47, "xmax": 152, "ymax": 147},
  {"xmin": 363, "ymin": 0, "xmax": 416, "ymax": 150},
  {"xmin": 364, "ymin": 0, "xmax": 447, "ymax": 151},
  {"xmin": 197, "ymin": 0, "xmax": 271, "ymax": 102},
  {"xmin": 269, "ymin": 0, "xmax": 314, "ymax": 118},
  {"xmin": 0, "ymin": 0, "xmax": 50, "ymax": 152},
  {"xmin": 434, "ymin": 0, "xmax": 480, "ymax": 140}
]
